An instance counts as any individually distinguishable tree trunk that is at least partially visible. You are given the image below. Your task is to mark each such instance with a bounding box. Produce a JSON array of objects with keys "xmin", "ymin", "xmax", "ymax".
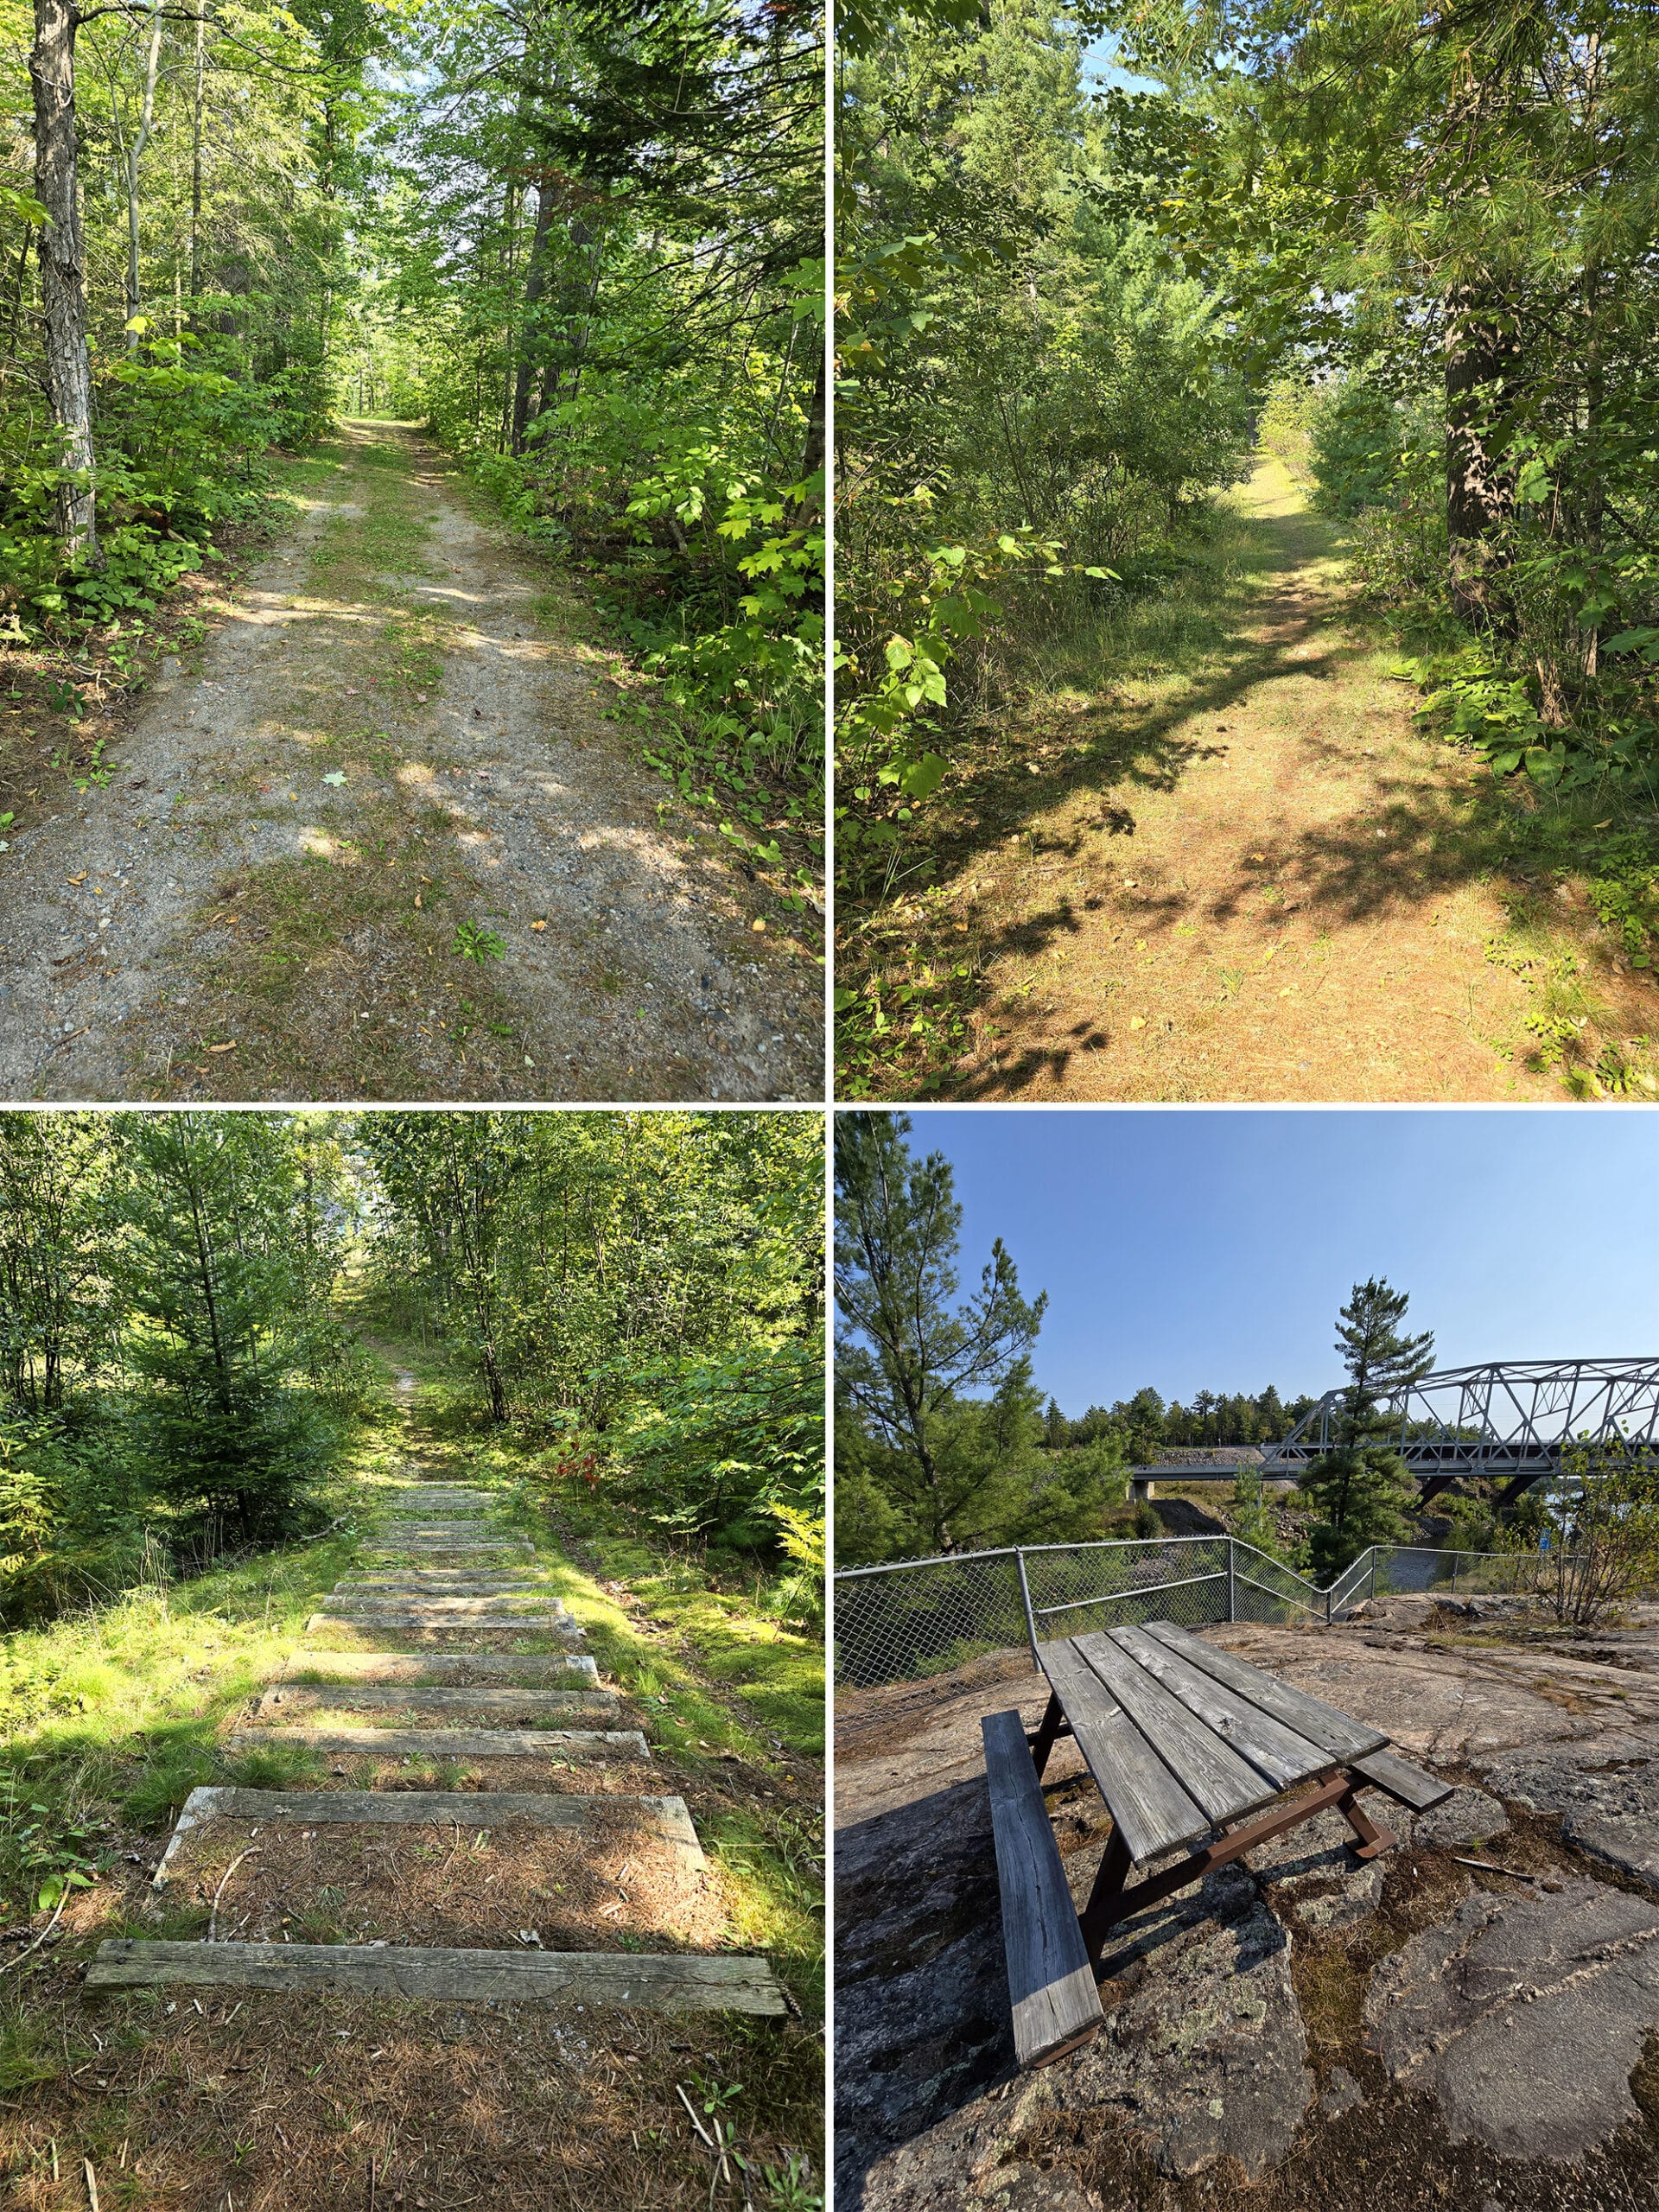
[
  {"xmin": 794, "ymin": 339, "xmax": 824, "ymax": 519},
  {"xmin": 188, "ymin": 6, "xmax": 205, "ymax": 302},
  {"xmin": 30, "ymin": 0, "xmax": 98, "ymax": 559},
  {"xmin": 1444, "ymin": 289, "xmax": 1518, "ymax": 629},
  {"xmin": 511, "ymin": 175, "xmax": 556, "ymax": 454},
  {"xmin": 124, "ymin": 0, "xmax": 163, "ymax": 346}
]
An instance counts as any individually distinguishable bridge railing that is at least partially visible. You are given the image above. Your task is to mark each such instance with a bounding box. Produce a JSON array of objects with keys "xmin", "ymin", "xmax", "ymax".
[{"xmin": 833, "ymin": 1535, "xmax": 1556, "ymax": 1693}]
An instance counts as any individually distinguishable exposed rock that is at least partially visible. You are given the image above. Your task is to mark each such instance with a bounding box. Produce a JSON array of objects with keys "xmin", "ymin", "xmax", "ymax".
[
  {"xmin": 1478, "ymin": 1739, "xmax": 1659, "ymax": 1818},
  {"xmin": 1414, "ymin": 1785, "xmax": 1510, "ymax": 1851},
  {"xmin": 1560, "ymin": 1809, "xmax": 1659, "ymax": 1886},
  {"xmin": 1364, "ymin": 1878, "xmax": 1659, "ymax": 2159},
  {"xmin": 1067, "ymin": 1865, "xmax": 1312, "ymax": 2179},
  {"xmin": 1245, "ymin": 1802, "xmax": 1389, "ymax": 1928}
]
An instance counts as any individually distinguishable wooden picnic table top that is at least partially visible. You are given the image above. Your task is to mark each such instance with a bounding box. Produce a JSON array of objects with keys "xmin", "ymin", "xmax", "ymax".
[{"xmin": 1035, "ymin": 1620, "xmax": 1392, "ymax": 1865}]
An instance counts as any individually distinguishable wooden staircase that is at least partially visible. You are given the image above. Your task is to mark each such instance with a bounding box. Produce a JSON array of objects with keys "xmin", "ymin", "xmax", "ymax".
[{"xmin": 87, "ymin": 1464, "xmax": 785, "ymax": 2018}]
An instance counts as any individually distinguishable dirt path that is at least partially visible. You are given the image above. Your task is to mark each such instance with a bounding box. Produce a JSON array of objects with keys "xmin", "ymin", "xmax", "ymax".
[
  {"xmin": 943, "ymin": 459, "xmax": 1571, "ymax": 1101},
  {"xmin": 0, "ymin": 423, "xmax": 821, "ymax": 1102}
]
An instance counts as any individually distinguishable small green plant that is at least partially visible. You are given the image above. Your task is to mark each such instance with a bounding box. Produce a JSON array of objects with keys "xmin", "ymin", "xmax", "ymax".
[
  {"xmin": 44, "ymin": 677, "xmax": 85, "ymax": 720},
  {"xmin": 760, "ymin": 2153, "xmax": 822, "ymax": 2212},
  {"xmin": 454, "ymin": 920, "xmax": 505, "ymax": 963}
]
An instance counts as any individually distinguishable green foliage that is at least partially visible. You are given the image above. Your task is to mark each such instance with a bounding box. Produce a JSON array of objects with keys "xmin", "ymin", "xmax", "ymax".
[
  {"xmin": 836, "ymin": 1111, "xmax": 1123, "ymax": 1560},
  {"xmin": 834, "ymin": 0, "xmax": 1255, "ymax": 1082},
  {"xmin": 1539, "ymin": 1442, "xmax": 1659, "ymax": 1629},
  {"xmin": 0, "ymin": 1113, "xmax": 365, "ymax": 1623},
  {"xmin": 0, "ymin": 0, "xmax": 374, "ymax": 617},
  {"xmin": 361, "ymin": 1112, "xmax": 823, "ymax": 1583},
  {"xmin": 1229, "ymin": 1469, "xmax": 1300, "ymax": 1567},
  {"xmin": 1305, "ymin": 378, "xmax": 1408, "ymax": 518},
  {"xmin": 363, "ymin": 0, "xmax": 823, "ymax": 869}
]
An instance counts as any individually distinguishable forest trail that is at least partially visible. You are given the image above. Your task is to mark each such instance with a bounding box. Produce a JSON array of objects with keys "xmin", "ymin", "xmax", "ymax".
[
  {"xmin": 0, "ymin": 423, "xmax": 820, "ymax": 1103},
  {"xmin": 91, "ymin": 1391, "xmax": 781, "ymax": 2017},
  {"xmin": 69, "ymin": 1367, "xmax": 785, "ymax": 2206},
  {"xmin": 944, "ymin": 456, "xmax": 1567, "ymax": 1102}
]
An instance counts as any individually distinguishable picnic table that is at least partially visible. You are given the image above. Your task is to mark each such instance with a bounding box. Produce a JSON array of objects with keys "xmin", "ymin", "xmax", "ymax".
[{"xmin": 982, "ymin": 1618, "xmax": 1452, "ymax": 2067}]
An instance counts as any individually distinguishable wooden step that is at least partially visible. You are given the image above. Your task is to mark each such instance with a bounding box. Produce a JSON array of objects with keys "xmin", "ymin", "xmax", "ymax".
[
  {"xmin": 226, "ymin": 1726, "xmax": 648, "ymax": 1757},
  {"xmin": 155, "ymin": 1784, "xmax": 700, "ymax": 1882},
  {"xmin": 319, "ymin": 1595, "xmax": 565, "ymax": 1618},
  {"xmin": 282, "ymin": 1653, "xmax": 598, "ymax": 1685},
  {"xmin": 337, "ymin": 1575, "xmax": 550, "ymax": 1594},
  {"xmin": 380, "ymin": 1513, "xmax": 498, "ymax": 1530},
  {"xmin": 365, "ymin": 1543, "xmax": 532, "ymax": 1557},
  {"xmin": 86, "ymin": 1939, "xmax": 786, "ymax": 2014},
  {"xmin": 251, "ymin": 1686, "xmax": 619, "ymax": 1722},
  {"xmin": 308, "ymin": 1611, "xmax": 579, "ymax": 1635}
]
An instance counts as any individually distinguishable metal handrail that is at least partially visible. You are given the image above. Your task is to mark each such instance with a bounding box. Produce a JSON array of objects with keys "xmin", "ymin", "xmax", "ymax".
[{"xmin": 1033, "ymin": 1569, "xmax": 1226, "ymax": 1618}]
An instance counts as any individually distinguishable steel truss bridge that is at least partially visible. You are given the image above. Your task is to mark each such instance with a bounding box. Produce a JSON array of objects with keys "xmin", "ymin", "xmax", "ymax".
[{"xmin": 1129, "ymin": 1359, "xmax": 1659, "ymax": 1507}]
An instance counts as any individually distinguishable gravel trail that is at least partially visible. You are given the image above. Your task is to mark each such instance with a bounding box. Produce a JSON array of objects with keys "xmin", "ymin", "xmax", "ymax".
[{"xmin": 0, "ymin": 422, "xmax": 822, "ymax": 1101}]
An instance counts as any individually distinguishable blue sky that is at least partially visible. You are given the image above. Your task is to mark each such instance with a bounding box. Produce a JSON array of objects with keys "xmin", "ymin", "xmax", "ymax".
[{"xmin": 875, "ymin": 1111, "xmax": 1659, "ymax": 1416}]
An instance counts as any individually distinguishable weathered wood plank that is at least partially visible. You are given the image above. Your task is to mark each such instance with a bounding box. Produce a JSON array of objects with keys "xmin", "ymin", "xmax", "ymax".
[
  {"xmin": 1349, "ymin": 1747, "xmax": 1453, "ymax": 1812},
  {"xmin": 252, "ymin": 1686, "xmax": 619, "ymax": 1722},
  {"xmin": 1144, "ymin": 1624, "xmax": 1389, "ymax": 1759},
  {"xmin": 226, "ymin": 1727, "xmax": 646, "ymax": 1757},
  {"xmin": 312, "ymin": 1607, "xmax": 571, "ymax": 1627},
  {"xmin": 982, "ymin": 1710, "xmax": 1103, "ymax": 2067},
  {"xmin": 282, "ymin": 1653, "xmax": 598, "ymax": 1684},
  {"xmin": 307, "ymin": 1612, "xmax": 578, "ymax": 1634},
  {"xmin": 156, "ymin": 1785, "xmax": 700, "ymax": 1873},
  {"xmin": 1036, "ymin": 1638, "xmax": 1209, "ymax": 1862},
  {"xmin": 336, "ymin": 1577, "xmax": 550, "ymax": 1595},
  {"xmin": 1108, "ymin": 1627, "xmax": 1333, "ymax": 1793},
  {"xmin": 1072, "ymin": 1632, "xmax": 1275, "ymax": 1826},
  {"xmin": 85, "ymin": 1940, "xmax": 785, "ymax": 2014},
  {"xmin": 321, "ymin": 1601, "xmax": 562, "ymax": 1618}
]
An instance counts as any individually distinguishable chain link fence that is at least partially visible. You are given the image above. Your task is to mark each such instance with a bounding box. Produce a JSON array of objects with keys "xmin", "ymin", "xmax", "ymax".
[{"xmin": 833, "ymin": 1537, "xmax": 1552, "ymax": 1691}]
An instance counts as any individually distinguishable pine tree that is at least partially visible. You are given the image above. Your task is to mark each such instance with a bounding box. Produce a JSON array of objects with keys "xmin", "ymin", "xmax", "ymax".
[
  {"xmin": 834, "ymin": 1113, "xmax": 1051, "ymax": 1556},
  {"xmin": 1303, "ymin": 1277, "xmax": 1435, "ymax": 1580}
]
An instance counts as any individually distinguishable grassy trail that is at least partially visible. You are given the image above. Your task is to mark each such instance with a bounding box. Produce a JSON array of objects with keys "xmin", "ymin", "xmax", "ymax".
[
  {"xmin": 869, "ymin": 458, "xmax": 1657, "ymax": 1102},
  {"xmin": 0, "ymin": 1351, "xmax": 823, "ymax": 2209},
  {"xmin": 0, "ymin": 423, "xmax": 820, "ymax": 1104}
]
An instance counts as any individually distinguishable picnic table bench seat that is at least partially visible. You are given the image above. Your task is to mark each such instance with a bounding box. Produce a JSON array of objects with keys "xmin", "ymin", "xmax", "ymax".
[{"xmin": 982, "ymin": 1618, "xmax": 1452, "ymax": 2068}]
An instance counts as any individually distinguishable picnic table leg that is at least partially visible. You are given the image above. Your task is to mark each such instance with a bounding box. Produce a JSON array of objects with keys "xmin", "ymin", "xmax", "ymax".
[
  {"xmin": 1077, "ymin": 1829, "xmax": 1134, "ymax": 1962},
  {"xmin": 1027, "ymin": 1691, "xmax": 1065, "ymax": 1778},
  {"xmin": 1338, "ymin": 1779, "xmax": 1396, "ymax": 1860}
]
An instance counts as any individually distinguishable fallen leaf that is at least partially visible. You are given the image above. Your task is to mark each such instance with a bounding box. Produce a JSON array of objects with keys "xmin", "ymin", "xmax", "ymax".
[
  {"xmin": 531, "ymin": 919, "xmax": 546, "ymax": 931},
  {"xmin": 414, "ymin": 893, "xmax": 423, "ymax": 910},
  {"xmin": 206, "ymin": 1042, "xmax": 236, "ymax": 1053},
  {"xmin": 287, "ymin": 792, "xmax": 298, "ymax": 802},
  {"xmin": 322, "ymin": 771, "xmax": 346, "ymax": 787},
  {"xmin": 752, "ymin": 918, "xmax": 766, "ymax": 931},
  {"xmin": 67, "ymin": 872, "xmax": 86, "ymax": 886},
  {"xmin": 1128, "ymin": 1015, "xmax": 1146, "ymax": 1030}
]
